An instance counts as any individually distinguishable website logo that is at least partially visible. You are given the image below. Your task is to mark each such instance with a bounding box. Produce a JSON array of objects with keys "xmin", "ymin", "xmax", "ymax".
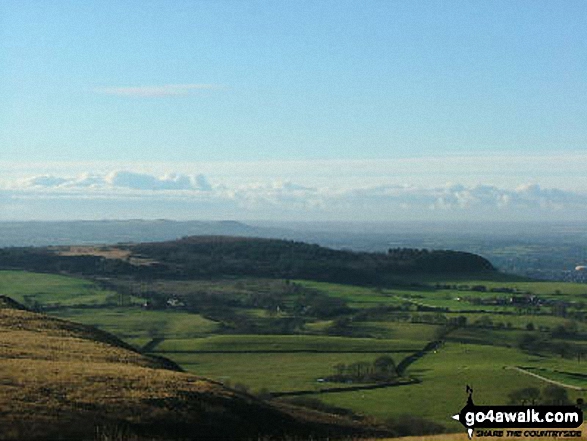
[{"xmin": 452, "ymin": 385, "xmax": 583, "ymax": 439}]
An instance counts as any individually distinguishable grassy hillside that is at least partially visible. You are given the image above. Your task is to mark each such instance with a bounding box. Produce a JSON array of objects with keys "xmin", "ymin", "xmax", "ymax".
[
  {"xmin": 0, "ymin": 298, "xmax": 388, "ymax": 440},
  {"xmin": 0, "ymin": 270, "xmax": 121, "ymax": 307}
]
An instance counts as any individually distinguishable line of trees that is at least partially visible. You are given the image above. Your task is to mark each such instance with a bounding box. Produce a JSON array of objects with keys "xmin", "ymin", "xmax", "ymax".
[
  {"xmin": 326, "ymin": 356, "xmax": 398, "ymax": 383},
  {"xmin": 508, "ymin": 385, "xmax": 574, "ymax": 406}
]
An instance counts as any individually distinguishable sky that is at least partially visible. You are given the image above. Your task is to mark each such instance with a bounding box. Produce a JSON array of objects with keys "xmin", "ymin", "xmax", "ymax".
[{"xmin": 1, "ymin": 1, "xmax": 586, "ymax": 221}]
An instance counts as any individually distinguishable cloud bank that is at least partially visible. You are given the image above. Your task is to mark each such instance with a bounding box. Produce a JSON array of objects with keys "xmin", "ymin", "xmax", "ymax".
[
  {"xmin": 2, "ymin": 169, "xmax": 586, "ymax": 221},
  {"xmin": 22, "ymin": 171, "xmax": 214, "ymax": 192}
]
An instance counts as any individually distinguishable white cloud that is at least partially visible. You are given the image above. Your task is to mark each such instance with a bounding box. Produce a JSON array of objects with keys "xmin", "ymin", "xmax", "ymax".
[
  {"xmin": 71, "ymin": 174, "xmax": 106, "ymax": 188},
  {"xmin": 95, "ymin": 84, "xmax": 221, "ymax": 97},
  {"xmin": 106, "ymin": 171, "xmax": 194, "ymax": 190},
  {"xmin": 194, "ymin": 174, "xmax": 213, "ymax": 191},
  {"xmin": 25, "ymin": 175, "xmax": 69, "ymax": 187},
  {"xmin": 3, "ymin": 153, "xmax": 587, "ymax": 191},
  {"xmin": 4, "ymin": 168, "xmax": 587, "ymax": 221}
]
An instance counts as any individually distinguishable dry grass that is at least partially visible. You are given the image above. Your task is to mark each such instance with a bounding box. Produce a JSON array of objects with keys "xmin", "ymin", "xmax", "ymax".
[
  {"xmin": 57, "ymin": 246, "xmax": 132, "ymax": 259},
  {"xmin": 55, "ymin": 246, "xmax": 156, "ymax": 266},
  {"xmin": 0, "ymin": 306, "xmax": 230, "ymax": 438},
  {"xmin": 0, "ymin": 302, "xmax": 380, "ymax": 440}
]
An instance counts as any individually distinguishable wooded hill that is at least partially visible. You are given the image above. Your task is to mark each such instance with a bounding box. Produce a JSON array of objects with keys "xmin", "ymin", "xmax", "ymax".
[
  {"xmin": 0, "ymin": 236, "xmax": 495, "ymax": 285},
  {"xmin": 133, "ymin": 236, "xmax": 496, "ymax": 284}
]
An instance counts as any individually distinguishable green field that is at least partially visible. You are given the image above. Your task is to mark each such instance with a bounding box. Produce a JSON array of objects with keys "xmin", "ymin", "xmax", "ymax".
[
  {"xmin": 4, "ymin": 268, "xmax": 587, "ymax": 430},
  {"xmin": 167, "ymin": 351, "xmax": 408, "ymax": 392},
  {"xmin": 293, "ymin": 278, "xmax": 586, "ymax": 312},
  {"xmin": 445, "ymin": 311, "xmax": 586, "ymax": 331},
  {"xmin": 346, "ymin": 321, "xmax": 441, "ymax": 341},
  {"xmin": 521, "ymin": 367, "xmax": 587, "ymax": 389},
  {"xmin": 316, "ymin": 343, "xmax": 585, "ymax": 430},
  {"xmin": 154, "ymin": 334, "xmax": 420, "ymax": 353},
  {"xmin": 294, "ymin": 280, "xmax": 405, "ymax": 308},
  {"xmin": 56, "ymin": 307, "xmax": 220, "ymax": 339},
  {"xmin": 0, "ymin": 270, "xmax": 119, "ymax": 307}
]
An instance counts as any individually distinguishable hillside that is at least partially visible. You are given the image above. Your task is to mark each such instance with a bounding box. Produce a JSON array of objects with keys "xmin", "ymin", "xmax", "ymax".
[
  {"xmin": 132, "ymin": 236, "xmax": 495, "ymax": 282},
  {"xmin": 0, "ymin": 298, "xmax": 387, "ymax": 440},
  {"xmin": 0, "ymin": 236, "xmax": 495, "ymax": 286}
]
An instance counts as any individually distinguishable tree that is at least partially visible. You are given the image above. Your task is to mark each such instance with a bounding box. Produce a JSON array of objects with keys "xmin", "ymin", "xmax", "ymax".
[
  {"xmin": 386, "ymin": 415, "xmax": 445, "ymax": 437},
  {"xmin": 333, "ymin": 363, "xmax": 346, "ymax": 376},
  {"xmin": 518, "ymin": 333, "xmax": 542, "ymax": 352},
  {"xmin": 508, "ymin": 387, "xmax": 541, "ymax": 405},
  {"xmin": 373, "ymin": 355, "xmax": 397, "ymax": 379},
  {"xmin": 542, "ymin": 385, "xmax": 570, "ymax": 405}
]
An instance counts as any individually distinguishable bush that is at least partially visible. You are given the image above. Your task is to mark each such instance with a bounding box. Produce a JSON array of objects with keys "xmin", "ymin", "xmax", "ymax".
[
  {"xmin": 542, "ymin": 385, "xmax": 571, "ymax": 405},
  {"xmin": 508, "ymin": 387, "xmax": 540, "ymax": 405},
  {"xmin": 232, "ymin": 383, "xmax": 250, "ymax": 394},
  {"xmin": 386, "ymin": 415, "xmax": 445, "ymax": 437}
]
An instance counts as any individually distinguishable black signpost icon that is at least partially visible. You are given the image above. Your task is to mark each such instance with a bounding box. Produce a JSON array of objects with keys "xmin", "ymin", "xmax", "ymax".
[{"xmin": 452, "ymin": 385, "xmax": 583, "ymax": 439}]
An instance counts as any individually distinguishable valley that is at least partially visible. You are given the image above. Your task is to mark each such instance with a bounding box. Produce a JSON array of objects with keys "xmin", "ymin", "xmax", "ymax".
[{"xmin": 1, "ymin": 236, "xmax": 586, "ymax": 438}]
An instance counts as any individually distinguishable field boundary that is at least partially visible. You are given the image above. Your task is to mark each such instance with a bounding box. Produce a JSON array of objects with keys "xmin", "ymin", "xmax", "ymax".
[
  {"xmin": 154, "ymin": 349, "xmax": 418, "ymax": 354},
  {"xmin": 506, "ymin": 366, "xmax": 586, "ymax": 391},
  {"xmin": 270, "ymin": 378, "xmax": 420, "ymax": 397},
  {"xmin": 396, "ymin": 340, "xmax": 443, "ymax": 375},
  {"xmin": 142, "ymin": 337, "xmax": 165, "ymax": 352}
]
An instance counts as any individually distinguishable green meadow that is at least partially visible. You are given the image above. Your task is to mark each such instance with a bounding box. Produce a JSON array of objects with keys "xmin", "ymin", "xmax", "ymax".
[
  {"xmin": 167, "ymin": 351, "xmax": 409, "ymax": 392},
  {"xmin": 55, "ymin": 307, "xmax": 219, "ymax": 339},
  {"xmin": 3, "ymin": 268, "xmax": 587, "ymax": 430},
  {"xmin": 0, "ymin": 270, "xmax": 118, "ymax": 307},
  {"xmin": 154, "ymin": 334, "xmax": 419, "ymax": 353},
  {"xmin": 317, "ymin": 343, "xmax": 585, "ymax": 430}
]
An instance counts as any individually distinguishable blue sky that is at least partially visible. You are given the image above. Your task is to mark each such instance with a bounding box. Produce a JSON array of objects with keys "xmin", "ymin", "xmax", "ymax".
[{"xmin": 1, "ymin": 1, "xmax": 586, "ymax": 221}]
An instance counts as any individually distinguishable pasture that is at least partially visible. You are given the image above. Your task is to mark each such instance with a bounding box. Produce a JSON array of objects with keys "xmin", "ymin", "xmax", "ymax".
[
  {"xmin": 167, "ymin": 351, "xmax": 408, "ymax": 392},
  {"xmin": 154, "ymin": 334, "xmax": 420, "ymax": 353},
  {"xmin": 0, "ymin": 270, "xmax": 119, "ymax": 307},
  {"xmin": 3, "ymin": 268, "xmax": 587, "ymax": 432},
  {"xmin": 317, "ymin": 343, "xmax": 585, "ymax": 429},
  {"xmin": 56, "ymin": 307, "xmax": 220, "ymax": 340}
]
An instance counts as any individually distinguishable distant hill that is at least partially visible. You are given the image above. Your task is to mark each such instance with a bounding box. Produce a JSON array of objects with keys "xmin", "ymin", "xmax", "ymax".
[
  {"xmin": 131, "ymin": 236, "xmax": 495, "ymax": 282},
  {"xmin": 0, "ymin": 236, "xmax": 495, "ymax": 285},
  {"xmin": 0, "ymin": 220, "xmax": 262, "ymax": 247},
  {"xmin": 0, "ymin": 298, "xmax": 386, "ymax": 440}
]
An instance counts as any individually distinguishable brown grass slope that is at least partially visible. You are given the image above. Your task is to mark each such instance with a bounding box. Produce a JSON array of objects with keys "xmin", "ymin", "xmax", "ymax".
[{"xmin": 0, "ymin": 297, "xmax": 386, "ymax": 440}]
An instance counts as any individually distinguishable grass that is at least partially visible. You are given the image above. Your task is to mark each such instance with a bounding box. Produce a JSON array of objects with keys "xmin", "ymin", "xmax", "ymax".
[
  {"xmin": 54, "ymin": 307, "xmax": 220, "ymax": 339},
  {"xmin": 4, "ymin": 268, "xmax": 587, "ymax": 436},
  {"xmin": 348, "ymin": 322, "xmax": 441, "ymax": 341},
  {"xmin": 424, "ymin": 277, "xmax": 587, "ymax": 299},
  {"xmin": 154, "ymin": 334, "xmax": 421, "ymax": 353},
  {"xmin": 165, "ymin": 351, "xmax": 407, "ymax": 392},
  {"xmin": 0, "ymin": 270, "xmax": 120, "ymax": 307},
  {"xmin": 446, "ymin": 327, "xmax": 527, "ymax": 347},
  {"xmin": 317, "ymin": 343, "xmax": 586, "ymax": 430},
  {"xmin": 0, "ymin": 303, "xmax": 377, "ymax": 440},
  {"xmin": 521, "ymin": 366, "xmax": 587, "ymax": 388},
  {"xmin": 444, "ymin": 312, "xmax": 585, "ymax": 331},
  {"xmin": 153, "ymin": 335, "xmax": 419, "ymax": 392},
  {"xmin": 294, "ymin": 277, "xmax": 587, "ymax": 313},
  {"xmin": 293, "ymin": 280, "xmax": 408, "ymax": 308}
]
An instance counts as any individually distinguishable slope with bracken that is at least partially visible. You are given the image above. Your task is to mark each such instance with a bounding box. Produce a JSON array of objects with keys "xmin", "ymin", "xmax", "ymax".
[{"xmin": 0, "ymin": 296, "xmax": 388, "ymax": 440}]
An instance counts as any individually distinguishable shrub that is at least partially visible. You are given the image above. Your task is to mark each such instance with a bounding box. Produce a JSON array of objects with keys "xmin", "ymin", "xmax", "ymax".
[{"xmin": 386, "ymin": 415, "xmax": 445, "ymax": 436}]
